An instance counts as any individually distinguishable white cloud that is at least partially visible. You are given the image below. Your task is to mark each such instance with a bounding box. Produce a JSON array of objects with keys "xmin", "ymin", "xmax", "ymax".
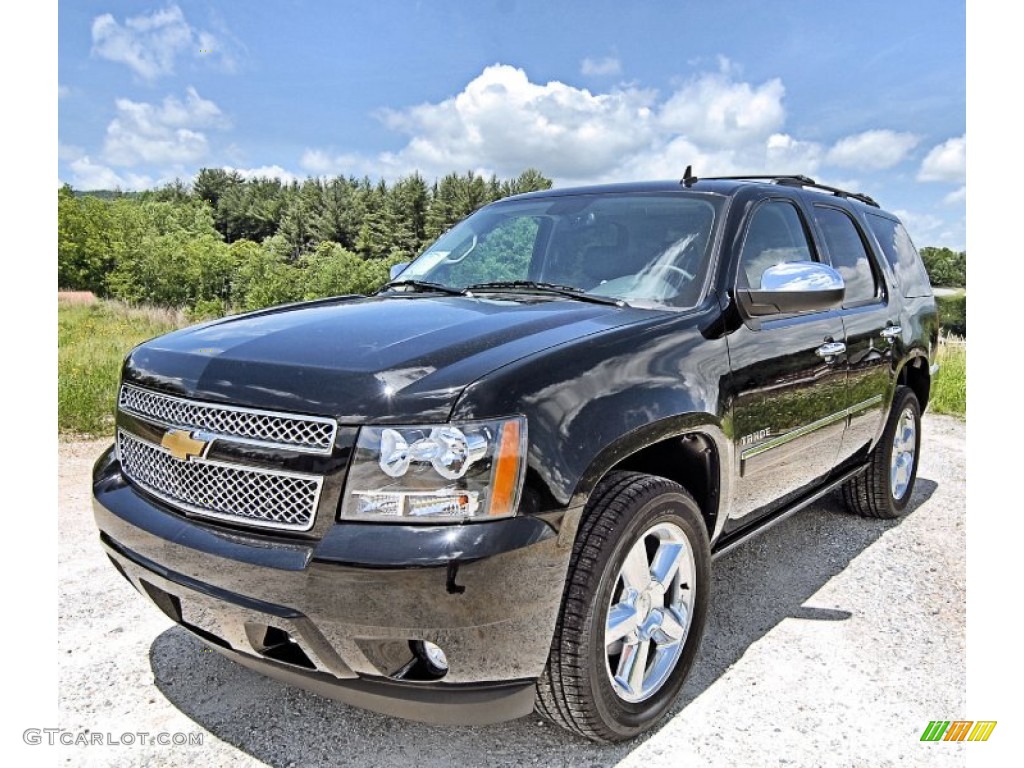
[
  {"xmin": 58, "ymin": 84, "xmax": 70, "ymax": 99},
  {"xmin": 303, "ymin": 63, "xmax": 796, "ymax": 184},
  {"xmin": 825, "ymin": 130, "xmax": 919, "ymax": 170},
  {"xmin": 581, "ymin": 56, "xmax": 622, "ymax": 76},
  {"xmin": 658, "ymin": 70, "xmax": 786, "ymax": 148},
  {"xmin": 944, "ymin": 185, "xmax": 967, "ymax": 205},
  {"xmin": 765, "ymin": 133, "xmax": 824, "ymax": 173},
  {"xmin": 894, "ymin": 210, "xmax": 937, "ymax": 246},
  {"xmin": 58, "ymin": 143, "xmax": 84, "ymax": 162},
  {"xmin": 68, "ymin": 156, "xmax": 152, "ymax": 190},
  {"xmin": 614, "ymin": 136, "xmax": 734, "ymax": 182},
  {"xmin": 90, "ymin": 4, "xmax": 233, "ymax": 80},
  {"xmin": 893, "ymin": 209, "xmax": 942, "ymax": 236},
  {"xmin": 300, "ymin": 148, "xmax": 364, "ymax": 175},
  {"xmin": 893, "ymin": 207, "xmax": 965, "ymax": 250},
  {"xmin": 918, "ymin": 135, "xmax": 966, "ymax": 182},
  {"xmin": 373, "ymin": 64, "xmax": 661, "ymax": 180},
  {"xmin": 103, "ymin": 87, "xmax": 227, "ymax": 166}
]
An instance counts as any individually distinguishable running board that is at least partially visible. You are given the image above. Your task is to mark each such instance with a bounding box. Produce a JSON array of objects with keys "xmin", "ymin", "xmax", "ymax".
[{"xmin": 711, "ymin": 464, "xmax": 868, "ymax": 560}]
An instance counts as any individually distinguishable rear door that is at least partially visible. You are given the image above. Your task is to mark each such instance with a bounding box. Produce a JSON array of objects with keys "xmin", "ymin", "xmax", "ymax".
[
  {"xmin": 723, "ymin": 198, "xmax": 847, "ymax": 534},
  {"xmin": 809, "ymin": 204, "xmax": 896, "ymax": 467}
]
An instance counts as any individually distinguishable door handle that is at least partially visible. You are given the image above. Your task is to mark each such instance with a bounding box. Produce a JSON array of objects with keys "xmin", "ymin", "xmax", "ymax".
[
  {"xmin": 816, "ymin": 341, "xmax": 846, "ymax": 358},
  {"xmin": 880, "ymin": 325, "xmax": 902, "ymax": 341}
]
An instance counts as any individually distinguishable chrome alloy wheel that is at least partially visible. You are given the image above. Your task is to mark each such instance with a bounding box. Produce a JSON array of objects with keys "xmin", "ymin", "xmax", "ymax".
[
  {"xmin": 890, "ymin": 406, "xmax": 917, "ymax": 501},
  {"xmin": 604, "ymin": 521, "xmax": 696, "ymax": 703}
]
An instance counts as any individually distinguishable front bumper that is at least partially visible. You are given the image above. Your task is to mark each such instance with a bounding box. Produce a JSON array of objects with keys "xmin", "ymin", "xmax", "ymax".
[{"xmin": 93, "ymin": 446, "xmax": 579, "ymax": 725}]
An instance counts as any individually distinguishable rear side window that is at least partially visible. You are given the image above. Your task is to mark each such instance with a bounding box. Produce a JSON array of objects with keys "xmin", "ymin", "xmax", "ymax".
[
  {"xmin": 812, "ymin": 206, "xmax": 879, "ymax": 305},
  {"xmin": 738, "ymin": 201, "xmax": 814, "ymax": 289},
  {"xmin": 865, "ymin": 213, "xmax": 933, "ymax": 298}
]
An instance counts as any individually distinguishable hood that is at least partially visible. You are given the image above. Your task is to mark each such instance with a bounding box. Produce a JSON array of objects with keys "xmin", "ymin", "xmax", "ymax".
[{"xmin": 123, "ymin": 294, "xmax": 648, "ymax": 422}]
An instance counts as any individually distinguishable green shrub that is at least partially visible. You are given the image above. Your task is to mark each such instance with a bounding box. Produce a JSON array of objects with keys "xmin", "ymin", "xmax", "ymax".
[
  {"xmin": 298, "ymin": 243, "xmax": 405, "ymax": 299},
  {"xmin": 300, "ymin": 242, "xmax": 365, "ymax": 298},
  {"xmin": 920, "ymin": 247, "xmax": 966, "ymax": 288},
  {"xmin": 58, "ymin": 186, "xmax": 115, "ymax": 293},
  {"xmin": 189, "ymin": 298, "xmax": 227, "ymax": 321},
  {"xmin": 231, "ymin": 238, "xmax": 304, "ymax": 310},
  {"xmin": 105, "ymin": 200, "xmax": 231, "ymax": 307},
  {"xmin": 935, "ymin": 292, "xmax": 966, "ymax": 336}
]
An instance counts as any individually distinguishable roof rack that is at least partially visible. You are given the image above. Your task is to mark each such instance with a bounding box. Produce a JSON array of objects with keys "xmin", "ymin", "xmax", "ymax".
[{"xmin": 679, "ymin": 167, "xmax": 879, "ymax": 208}]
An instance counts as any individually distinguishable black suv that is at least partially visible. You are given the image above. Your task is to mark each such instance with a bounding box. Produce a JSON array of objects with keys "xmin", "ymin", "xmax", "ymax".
[{"xmin": 93, "ymin": 173, "xmax": 938, "ymax": 742}]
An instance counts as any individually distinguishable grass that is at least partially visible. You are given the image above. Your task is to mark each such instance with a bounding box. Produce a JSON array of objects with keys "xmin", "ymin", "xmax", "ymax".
[
  {"xmin": 58, "ymin": 298, "xmax": 187, "ymax": 437},
  {"xmin": 929, "ymin": 337, "xmax": 966, "ymax": 418}
]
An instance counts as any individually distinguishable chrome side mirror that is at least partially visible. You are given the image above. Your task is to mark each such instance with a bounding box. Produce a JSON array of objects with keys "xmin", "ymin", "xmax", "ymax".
[
  {"xmin": 738, "ymin": 261, "xmax": 845, "ymax": 317},
  {"xmin": 389, "ymin": 262, "xmax": 411, "ymax": 280}
]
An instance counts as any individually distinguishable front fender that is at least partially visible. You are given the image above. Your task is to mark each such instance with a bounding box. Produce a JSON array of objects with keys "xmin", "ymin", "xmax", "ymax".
[{"xmin": 450, "ymin": 306, "xmax": 733, "ymax": 514}]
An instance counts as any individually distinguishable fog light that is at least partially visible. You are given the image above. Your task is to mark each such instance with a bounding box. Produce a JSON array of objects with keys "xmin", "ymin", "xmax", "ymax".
[{"xmin": 418, "ymin": 641, "xmax": 449, "ymax": 673}]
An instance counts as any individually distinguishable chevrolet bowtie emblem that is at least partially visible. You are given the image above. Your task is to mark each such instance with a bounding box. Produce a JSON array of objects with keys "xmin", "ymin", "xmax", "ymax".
[{"xmin": 161, "ymin": 429, "xmax": 209, "ymax": 461}]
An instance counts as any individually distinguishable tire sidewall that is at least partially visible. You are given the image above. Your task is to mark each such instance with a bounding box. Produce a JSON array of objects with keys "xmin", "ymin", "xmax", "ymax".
[
  {"xmin": 887, "ymin": 389, "xmax": 922, "ymax": 513},
  {"xmin": 582, "ymin": 485, "xmax": 710, "ymax": 740}
]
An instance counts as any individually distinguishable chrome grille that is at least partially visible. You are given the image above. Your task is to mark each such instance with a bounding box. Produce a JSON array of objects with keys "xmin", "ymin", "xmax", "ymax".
[
  {"xmin": 117, "ymin": 430, "xmax": 322, "ymax": 532},
  {"xmin": 118, "ymin": 384, "xmax": 337, "ymax": 454}
]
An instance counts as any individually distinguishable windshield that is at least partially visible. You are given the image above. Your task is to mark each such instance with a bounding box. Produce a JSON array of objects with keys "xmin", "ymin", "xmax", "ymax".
[{"xmin": 393, "ymin": 192, "xmax": 722, "ymax": 308}]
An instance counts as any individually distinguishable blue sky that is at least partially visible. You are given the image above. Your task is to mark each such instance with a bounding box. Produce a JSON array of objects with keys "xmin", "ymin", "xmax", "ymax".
[{"xmin": 58, "ymin": 1, "xmax": 966, "ymax": 248}]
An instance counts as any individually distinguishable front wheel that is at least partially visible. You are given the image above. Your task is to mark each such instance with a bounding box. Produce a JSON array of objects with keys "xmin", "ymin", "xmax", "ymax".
[{"xmin": 535, "ymin": 472, "xmax": 710, "ymax": 742}]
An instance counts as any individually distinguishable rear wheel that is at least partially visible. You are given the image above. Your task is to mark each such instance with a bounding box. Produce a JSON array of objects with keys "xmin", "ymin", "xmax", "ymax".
[
  {"xmin": 840, "ymin": 386, "xmax": 921, "ymax": 518},
  {"xmin": 535, "ymin": 471, "xmax": 710, "ymax": 742}
]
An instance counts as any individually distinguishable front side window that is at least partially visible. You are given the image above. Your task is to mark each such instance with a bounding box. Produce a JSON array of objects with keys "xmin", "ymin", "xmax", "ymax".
[
  {"xmin": 394, "ymin": 193, "xmax": 722, "ymax": 308},
  {"xmin": 813, "ymin": 206, "xmax": 879, "ymax": 305},
  {"xmin": 737, "ymin": 201, "xmax": 814, "ymax": 289}
]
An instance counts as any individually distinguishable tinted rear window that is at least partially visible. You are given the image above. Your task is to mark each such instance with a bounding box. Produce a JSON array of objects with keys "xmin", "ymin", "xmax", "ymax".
[{"xmin": 865, "ymin": 213, "xmax": 933, "ymax": 298}]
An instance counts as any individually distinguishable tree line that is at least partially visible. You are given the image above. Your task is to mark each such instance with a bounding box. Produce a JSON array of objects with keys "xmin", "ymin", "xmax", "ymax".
[
  {"xmin": 918, "ymin": 246, "xmax": 966, "ymax": 289},
  {"xmin": 58, "ymin": 167, "xmax": 965, "ymax": 317},
  {"xmin": 58, "ymin": 168, "xmax": 552, "ymax": 316}
]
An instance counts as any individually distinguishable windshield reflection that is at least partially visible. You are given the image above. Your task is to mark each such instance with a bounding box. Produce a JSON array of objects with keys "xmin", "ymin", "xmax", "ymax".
[{"xmin": 393, "ymin": 193, "xmax": 722, "ymax": 308}]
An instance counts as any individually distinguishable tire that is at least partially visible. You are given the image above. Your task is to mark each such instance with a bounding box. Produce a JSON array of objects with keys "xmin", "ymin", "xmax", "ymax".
[
  {"xmin": 840, "ymin": 386, "xmax": 922, "ymax": 518},
  {"xmin": 535, "ymin": 471, "xmax": 711, "ymax": 742}
]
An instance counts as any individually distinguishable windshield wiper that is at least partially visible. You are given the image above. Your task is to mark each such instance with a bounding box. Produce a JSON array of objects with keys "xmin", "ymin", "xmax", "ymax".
[
  {"xmin": 464, "ymin": 281, "xmax": 626, "ymax": 307},
  {"xmin": 380, "ymin": 279, "xmax": 463, "ymax": 296}
]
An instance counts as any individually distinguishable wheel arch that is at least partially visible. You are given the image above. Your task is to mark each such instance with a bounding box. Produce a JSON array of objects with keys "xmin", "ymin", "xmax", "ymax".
[
  {"xmin": 571, "ymin": 417, "xmax": 730, "ymax": 545},
  {"xmin": 896, "ymin": 352, "xmax": 931, "ymax": 412}
]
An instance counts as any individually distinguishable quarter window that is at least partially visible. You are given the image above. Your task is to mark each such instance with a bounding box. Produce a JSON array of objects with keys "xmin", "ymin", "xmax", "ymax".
[
  {"xmin": 865, "ymin": 213, "xmax": 932, "ymax": 298},
  {"xmin": 813, "ymin": 207, "xmax": 879, "ymax": 305}
]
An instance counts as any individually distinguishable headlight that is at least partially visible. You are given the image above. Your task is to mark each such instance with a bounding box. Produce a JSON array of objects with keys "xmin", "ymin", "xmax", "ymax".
[{"xmin": 339, "ymin": 416, "xmax": 527, "ymax": 523}]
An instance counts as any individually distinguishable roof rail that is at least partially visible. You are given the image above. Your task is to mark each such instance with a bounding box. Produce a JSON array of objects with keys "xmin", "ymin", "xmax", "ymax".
[{"xmin": 680, "ymin": 171, "xmax": 879, "ymax": 208}]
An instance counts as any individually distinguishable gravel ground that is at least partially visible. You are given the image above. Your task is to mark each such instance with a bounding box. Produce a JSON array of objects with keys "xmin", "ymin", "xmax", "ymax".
[{"xmin": 57, "ymin": 415, "xmax": 965, "ymax": 767}]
